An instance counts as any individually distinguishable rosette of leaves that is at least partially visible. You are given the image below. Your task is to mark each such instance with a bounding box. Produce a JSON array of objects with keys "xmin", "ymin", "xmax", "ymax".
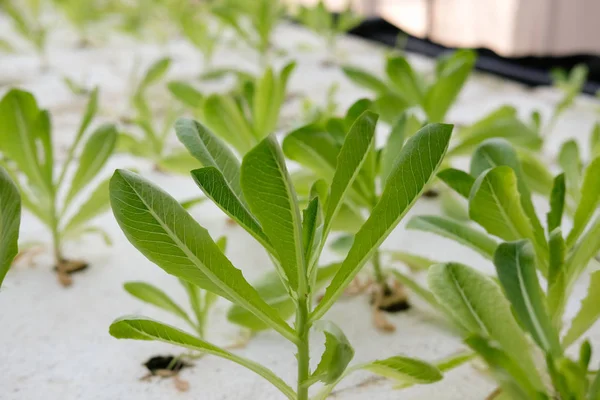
[
  {"xmin": 169, "ymin": 62, "xmax": 296, "ymax": 156},
  {"xmin": 0, "ymin": 166, "xmax": 21, "ymax": 288},
  {"xmin": 342, "ymin": 49, "xmax": 476, "ymax": 123},
  {"xmin": 404, "ymin": 137, "xmax": 600, "ymax": 398},
  {"xmin": 117, "ymin": 57, "xmax": 199, "ymax": 175},
  {"xmin": 108, "ymin": 111, "xmax": 456, "ymax": 399},
  {"xmin": 295, "ymin": 0, "xmax": 362, "ymax": 63},
  {"xmin": 0, "ymin": 89, "xmax": 117, "ymax": 286}
]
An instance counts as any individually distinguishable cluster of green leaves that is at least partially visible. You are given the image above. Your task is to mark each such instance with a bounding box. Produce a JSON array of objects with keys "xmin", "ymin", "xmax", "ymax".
[
  {"xmin": 0, "ymin": 0, "xmax": 48, "ymax": 56},
  {"xmin": 170, "ymin": 62, "xmax": 295, "ymax": 156},
  {"xmin": 0, "ymin": 89, "xmax": 117, "ymax": 284},
  {"xmin": 109, "ymin": 110, "xmax": 457, "ymax": 399},
  {"xmin": 295, "ymin": 0, "xmax": 362, "ymax": 54},
  {"xmin": 407, "ymin": 137, "xmax": 600, "ymax": 399},
  {"xmin": 0, "ymin": 166, "xmax": 21, "ymax": 288},
  {"xmin": 213, "ymin": 0, "xmax": 285, "ymax": 65},
  {"xmin": 342, "ymin": 49, "xmax": 476, "ymax": 123},
  {"xmin": 118, "ymin": 57, "xmax": 198, "ymax": 175}
]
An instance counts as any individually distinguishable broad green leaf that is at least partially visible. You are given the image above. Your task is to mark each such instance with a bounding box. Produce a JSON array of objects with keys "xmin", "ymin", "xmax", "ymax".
[
  {"xmin": 241, "ymin": 136, "xmax": 305, "ymax": 292},
  {"xmin": 547, "ymin": 229, "xmax": 566, "ymax": 324},
  {"xmin": 227, "ymin": 263, "xmax": 340, "ymax": 331},
  {"xmin": 493, "ymin": 241, "xmax": 560, "ymax": 355},
  {"xmin": 469, "ymin": 166, "xmax": 542, "ymax": 268},
  {"xmin": 567, "ymin": 157, "xmax": 600, "ymax": 246},
  {"xmin": 202, "ymin": 94, "xmax": 254, "ymax": 155},
  {"xmin": 428, "ymin": 263, "xmax": 541, "ymax": 382},
  {"xmin": 311, "ymin": 321, "xmax": 354, "ymax": 384},
  {"xmin": 109, "ymin": 169, "xmax": 295, "ymax": 341},
  {"xmin": 547, "ymin": 174, "xmax": 566, "ymax": 232},
  {"xmin": 450, "ymin": 107, "xmax": 542, "ymax": 155},
  {"xmin": 253, "ymin": 63, "xmax": 295, "ymax": 138},
  {"xmin": 176, "ymin": 118, "xmax": 242, "ymax": 197},
  {"xmin": 168, "ymin": 81, "xmax": 204, "ymax": 108},
  {"xmin": 0, "ymin": 166, "xmax": 20, "ymax": 286},
  {"xmin": 380, "ymin": 113, "xmax": 420, "ymax": 184},
  {"xmin": 63, "ymin": 177, "xmax": 110, "ymax": 234},
  {"xmin": 563, "ymin": 270, "xmax": 600, "ymax": 347},
  {"xmin": 519, "ymin": 150, "xmax": 554, "ymax": 196},
  {"xmin": 65, "ymin": 124, "xmax": 117, "ymax": 206},
  {"xmin": 469, "ymin": 139, "xmax": 545, "ymax": 249},
  {"xmin": 138, "ymin": 57, "xmax": 171, "ymax": 92},
  {"xmin": 330, "ymin": 203, "xmax": 364, "ymax": 233},
  {"xmin": 386, "ymin": 56, "xmax": 422, "ymax": 105},
  {"xmin": 437, "ymin": 168, "xmax": 475, "ymax": 198},
  {"xmin": 0, "ymin": 89, "xmax": 53, "ymax": 193},
  {"xmin": 180, "ymin": 196, "xmax": 207, "ymax": 210},
  {"xmin": 323, "ymin": 111, "xmax": 377, "ymax": 234},
  {"xmin": 361, "ymin": 356, "xmax": 442, "ymax": 384},
  {"xmin": 372, "ymin": 93, "xmax": 409, "ymax": 124},
  {"xmin": 313, "ymin": 124, "xmax": 452, "ymax": 320},
  {"xmin": 407, "ymin": 215, "xmax": 498, "ymax": 259},
  {"xmin": 387, "ymin": 251, "xmax": 439, "ymax": 271},
  {"xmin": 116, "ymin": 133, "xmax": 152, "ymax": 158},
  {"xmin": 591, "ymin": 123, "xmax": 600, "ymax": 158},
  {"xmin": 282, "ymin": 124, "xmax": 339, "ymax": 181},
  {"xmin": 440, "ymin": 191, "xmax": 470, "ymax": 221},
  {"xmin": 75, "ymin": 87, "xmax": 99, "ymax": 141},
  {"xmin": 109, "ymin": 317, "xmax": 295, "ymax": 399},
  {"xmin": 124, "ymin": 281, "xmax": 192, "ymax": 325},
  {"xmin": 589, "ymin": 364, "xmax": 600, "ymax": 400},
  {"xmin": 466, "ymin": 335, "xmax": 539, "ymax": 400},
  {"xmin": 423, "ymin": 49, "xmax": 476, "ymax": 122},
  {"xmin": 341, "ymin": 66, "xmax": 388, "ymax": 94},
  {"xmin": 157, "ymin": 150, "xmax": 200, "ymax": 175},
  {"xmin": 190, "ymin": 167, "xmax": 270, "ymax": 248},
  {"xmin": 559, "ymin": 140, "xmax": 583, "ymax": 204}
]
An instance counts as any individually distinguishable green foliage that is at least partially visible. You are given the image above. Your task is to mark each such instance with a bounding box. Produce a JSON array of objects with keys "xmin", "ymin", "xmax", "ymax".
[
  {"xmin": 0, "ymin": 89, "xmax": 116, "ymax": 283},
  {"xmin": 0, "ymin": 166, "xmax": 21, "ymax": 287},
  {"xmin": 342, "ymin": 49, "xmax": 476, "ymax": 123},
  {"xmin": 109, "ymin": 111, "xmax": 454, "ymax": 399},
  {"xmin": 1, "ymin": 0, "xmax": 47, "ymax": 56},
  {"xmin": 416, "ymin": 137, "xmax": 600, "ymax": 398}
]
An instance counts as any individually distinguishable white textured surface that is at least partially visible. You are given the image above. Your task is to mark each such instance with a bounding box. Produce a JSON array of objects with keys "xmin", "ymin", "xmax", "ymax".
[{"xmin": 0, "ymin": 15, "xmax": 599, "ymax": 400}]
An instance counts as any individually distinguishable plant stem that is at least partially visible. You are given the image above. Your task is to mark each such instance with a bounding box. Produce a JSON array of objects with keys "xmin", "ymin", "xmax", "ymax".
[
  {"xmin": 372, "ymin": 248, "xmax": 386, "ymax": 287},
  {"xmin": 49, "ymin": 197, "xmax": 63, "ymax": 266},
  {"xmin": 295, "ymin": 294, "xmax": 311, "ymax": 400}
]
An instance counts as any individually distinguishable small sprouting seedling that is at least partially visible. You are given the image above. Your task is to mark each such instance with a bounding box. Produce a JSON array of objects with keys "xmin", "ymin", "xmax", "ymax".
[
  {"xmin": 422, "ymin": 150, "xmax": 600, "ymax": 398},
  {"xmin": 117, "ymin": 57, "xmax": 198, "ymax": 176},
  {"xmin": 342, "ymin": 49, "xmax": 476, "ymax": 123},
  {"xmin": 295, "ymin": 0, "xmax": 362, "ymax": 64},
  {"xmin": 213, "ymin": 0, "xmax": 285, "ymax": 66},
  {"xmin": 281, "ymin": 100, "xmax": 445, "ymax": 330},
  {"xmin": 1, "ymin": 0, "xmax": 48, "ymax": 64},
  {"xmin": 170, "ymin": 62, "xmax": 296, "ymax": 156},
  {"xmin": 108, "ymin": 111, "xmax": 455, "ymax": 399},
  {"xmin": 0, "ymin": 166, "xmax": 21, "ymax": 288},
  {"xmin": 546, "ymin": 64, "xmax": 588, "ymax": 136},
  {"xmin": 0, "ymin": 89, "xmax": 117, "ymax": 286}
]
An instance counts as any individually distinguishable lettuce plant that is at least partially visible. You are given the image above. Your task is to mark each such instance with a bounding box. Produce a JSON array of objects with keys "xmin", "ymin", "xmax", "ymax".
[
  {"xmin": 170, "ymin": 62, "xmax": 295, "ymax": 156},
  {"xmin": 108, "ymin": 111, "xmax": 454, "ymax": 399},
  {"xmin": 0, "ymin": 166, "xmax": 21, "ymax": 287},
  {"xmin": 406, "ymin": 137, "xmax": 600, "ymax": 398},
  {"xmin": 0, "ymin": 89, "xmax": 117, "ymax": 286},
  {"xmin": 295, "ymin": 0, "xmax": 362, "ymax": 63},
  {"xmin": 342, "ymin": 49, "xmax": 476, "ymax": 123},
  {"xmin": 117, "ymin": 57, "xmax": 198, "ymax": 175},
  {"xmin": 213, "ymin": 0, "xmax": 284, "ymax": 66}
]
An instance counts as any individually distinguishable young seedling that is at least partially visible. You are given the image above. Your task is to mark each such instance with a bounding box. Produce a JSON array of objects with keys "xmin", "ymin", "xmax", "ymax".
[
  {"xmin": 213, "ymin": 0, "xmax": 284, "ymax": 66},
  {"xmin": 0, "ymin": 166, "xmax": 21, "ymax": 288},
  {"xmin": 170, "ymin": 62, "xmax": 296, "ymax": 156},
  {"xmin": 546, "ymin": 64, "xmax": 588, "ymax": 136},
  {"xmin": 295, "ymin": 0, "xmax": 363, "ymax": 65},
  {"xmin": 342, "ymin": 49, "xmax": 476, "ymax": 123},
  {"xmin": 422, "ymin": 153, "xmax": 600, "ymax": 398},
  {"xmin": 0, "ymin": 88, "xmax": 117, "ymax": 286},
  {"xmin": 109, "ymin": 111, "xmax": 455, "ymax": 399},
  {"xmin": 117, "ymin": 57, "xmax": 198, "ymax": 175},
  {"xmin": 0, "ymin": 0, "xmax": 48, "ymax": 66}
]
